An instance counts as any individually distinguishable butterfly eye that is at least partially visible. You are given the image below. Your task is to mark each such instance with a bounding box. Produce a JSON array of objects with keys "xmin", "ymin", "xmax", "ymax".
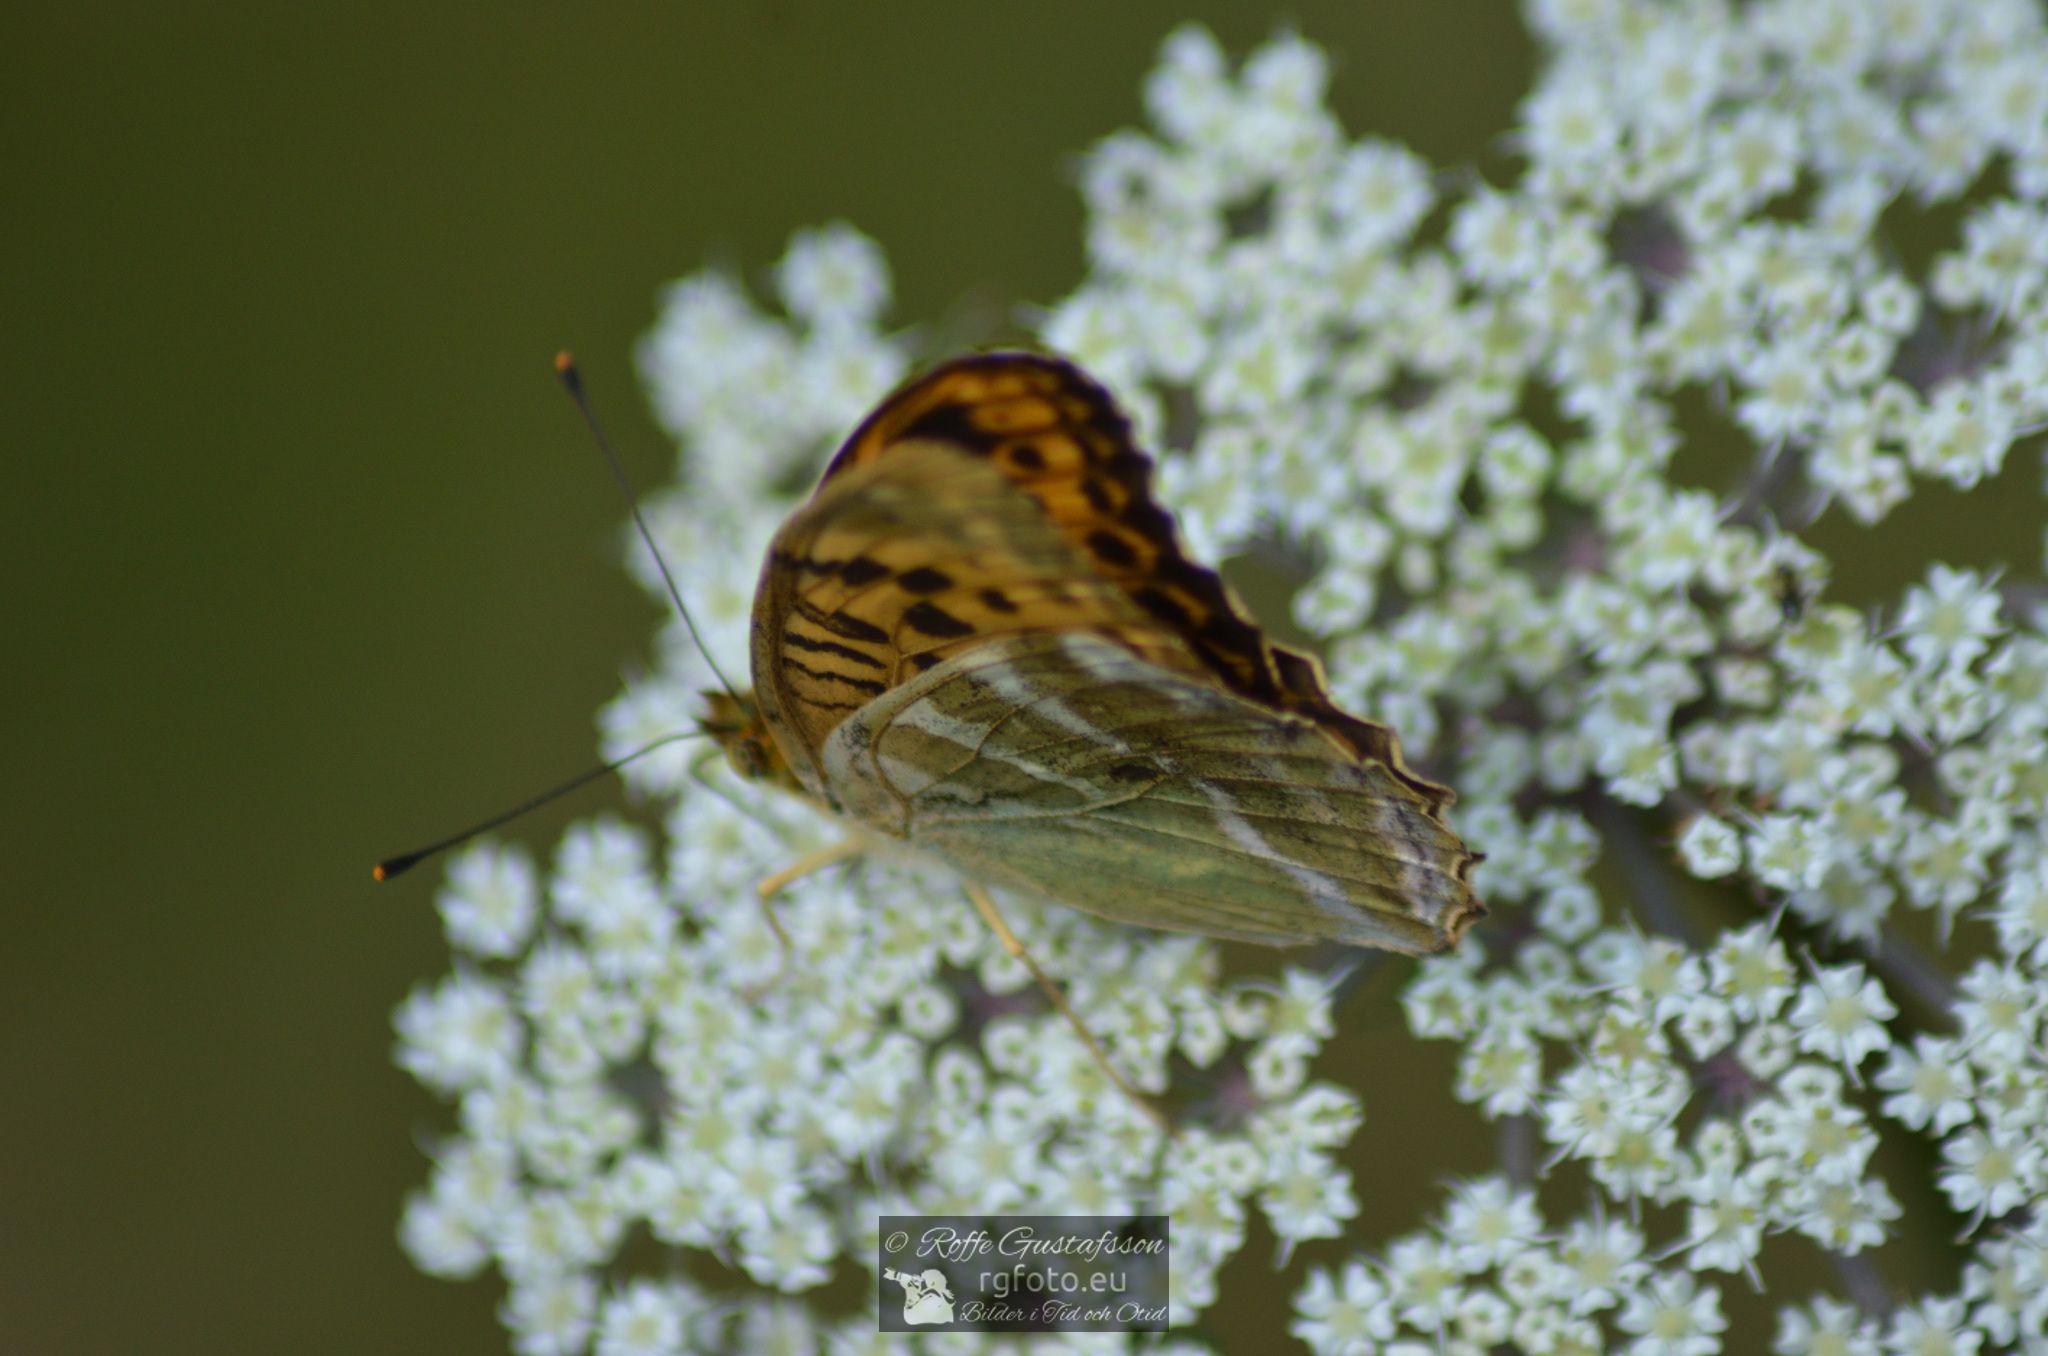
[{"xmin": 732, "ymin": 734, "xmax": 778, "ymax": 782}]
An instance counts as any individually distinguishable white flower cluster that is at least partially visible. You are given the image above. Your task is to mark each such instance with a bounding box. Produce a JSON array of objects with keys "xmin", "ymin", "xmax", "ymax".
[
  {"xmin": 400, "ymin": 712, "xmax": 1358, "ymax": 1348},
  {"xmin": 396, "ymin": 2, "xmax": 2048, "ymax": 1352}
]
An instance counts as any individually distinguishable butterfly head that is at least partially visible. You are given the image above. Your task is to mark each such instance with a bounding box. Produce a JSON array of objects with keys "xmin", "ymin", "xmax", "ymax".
[{"xmin": 699, "ymin": 689, "xmax": 804, "ymax": 794}]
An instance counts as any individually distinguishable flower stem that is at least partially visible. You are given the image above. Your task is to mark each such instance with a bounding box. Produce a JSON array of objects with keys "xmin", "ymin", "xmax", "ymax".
[
  {"xmin": 1587, "ymin": 794, "xmax": 1701, "ymax": 945},
  {"xmin": 1865, "ymin": 925, "xmax": 1958, "ymax": 1021}
]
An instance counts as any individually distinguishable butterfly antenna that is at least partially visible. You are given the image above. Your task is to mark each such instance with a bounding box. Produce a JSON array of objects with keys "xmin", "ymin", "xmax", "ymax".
[
  {"xmin": 373, "ymin": 731, "xmax": 705, "ymax": 881},
  {"xmin": 553, "ymin": 351, "xmax": 744, "ymax": 703}
]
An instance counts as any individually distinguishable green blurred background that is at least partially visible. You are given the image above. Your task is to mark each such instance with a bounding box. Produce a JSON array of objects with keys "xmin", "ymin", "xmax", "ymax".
[{"xmin": 3, "ymin": 5, "xmax": 1546, "ymax": 1352}]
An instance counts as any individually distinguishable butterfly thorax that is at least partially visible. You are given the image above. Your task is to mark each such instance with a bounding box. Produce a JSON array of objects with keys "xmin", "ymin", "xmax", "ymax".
[{"xmin": 700, "ymin": 689, "xmax": 806, "ymax": 796}]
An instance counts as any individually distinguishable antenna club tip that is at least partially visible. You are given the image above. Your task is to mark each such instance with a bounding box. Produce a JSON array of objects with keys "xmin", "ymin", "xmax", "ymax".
[
  {"xmin": 373, "ymin": 853, "xmax": 423, "ymax": 882},
  {"xmin": 554, "ymin": 351, "xmax": 585, "ymax": 396}
]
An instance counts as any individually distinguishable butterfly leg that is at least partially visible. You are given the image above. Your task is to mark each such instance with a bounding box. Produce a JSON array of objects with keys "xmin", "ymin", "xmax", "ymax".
[
  {"xmin": 743, "ymin": 838, "xmax": 865, "ymax": 998},
  {"xmin": 963, "ymin": 882, "xmax": 1174, "ymax": 1136},
  {"xmin": 756, "ymin": 837, "xmax": 864, "ymax": 902}
]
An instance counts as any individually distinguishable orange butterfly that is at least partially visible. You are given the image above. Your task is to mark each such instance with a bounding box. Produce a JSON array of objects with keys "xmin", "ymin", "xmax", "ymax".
[{"xmin": 701, "ymin": 353, "xmax": 1483, "ymax": 956}]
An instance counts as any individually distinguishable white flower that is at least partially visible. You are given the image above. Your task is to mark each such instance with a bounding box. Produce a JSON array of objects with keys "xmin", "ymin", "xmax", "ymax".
[
  {"xmin": 775, "ymin": 223, "xmax": 891, "ymax": 331},
  {"xmin": 1677, "ymin": 816, "xmax": 1743, "ymax": 879},
  {"xmin": 1403, "ymin": 957, "xmax": 1481, "ymax": 1040},
  {"xmin": 1939, "ymin": 1127, "xmax": 2041, "ymax": 1225},
  {"xmin": 439, "ymin": 843, "xmax": 541, "ymax": 958},
  {"xmin": 735, "ymin": 1206, "xmax": 838, "ymax": 1292},
  {"xmin": 1589, "ymin": 1112, "xmax": 1683, "ymax": 1203},
  {"xmin": 1989, "ymin": 863, "xmax": 2048, "ymax": 966},
  {"xmin": 1747, "ymin": 814, "xmax": 1833, "ymax": 892},
  {"xmin": 1456, "ymin": 1024, "xmax": 1545, "ymax": 1116},
  {"xmin": 395, "ymin": 974, "xmax": 522, "ymax": 1093},
  {"xmin": 502, "ymin": 1273, "xmax": 598, "ymax": 1356},
  {"xmin": 1384, "ymin": 1234, "xmax": 1469, "ymax": 1331},
  {"xmin": 497, "ymin": 1189, "xmax": 610, "ymax": 1282},
  {"xmin": 1773, "ymin": 1294, "xmax": 1879, "ymax": 1356},
  {"xmin": 1443, "ymin": 1177, "xmax": 1544, "ymax": 1272},
  {"xmin": 1896, "ymin": 814, "xmax": 1993, "ymax": 922},
  {"xmin": 400, "ymin": 1189, "xmax": 493, "ymax": 1280},
  {"xmin": 1953, "ymin": 960, "xmax": 2042, "ymax": 1068},
  {"xmin": 1259, "ymin": 1147, "xmax": 1358, "ymax": 1246},
  {"xmin": 1959, "ymin": 1235, "xmax": 2042, "ymax": 1348},
  {"xmin": 1882, "ymin": 1296, "xmax": 1984, "ymax": 1356},
  {"xmin": 1679, "ymin": 1165, "xmax": 1765, "ymax": 1277},
  {"xmin": 1736, "ymin": 338, "xmax": 1831, "ymax": 442},
  {"xmin": 595, "ymin": 1279, "xmax": 691, "ymax": 1356},
  {"xmin": 1451, "ymin": 1284, "xmax": 1515, "ymax": 1346},
  {"xmin": 1328, "ymin": 141, "xmax": 1435, "ymax": 253},
  {"xmin": 1450, "ymin": 190, "xmax": 1547, "ymax": 286},
  {"xmin": 1248, "ymin": 1037, "xmax": 1310, "ymax": 1099},
  {"xmin": 1875, "ymin": 1035, "xmax": 1978, "ymax": 1134},
  {"xmin": 1291, "ymin": 1260, "xmax": 1395, "ymax": 1353},
  {"xmin": 1675, "ymin": 994, "xmax": 1735, "ymax": 1061},
  {"xmin": 1708, "ymin": 925, "xmax": 1795, "ymax": 1022},
  {"xmin": 1906, "ymin": 385, "xmax": 2015, "ymax": 490},
  {"xmin": 1616, "ymin": 1269, "xmax": 1727, "ymax": 1356},
  {"xmin": 1788, "ymin": 964, "xmax": 1898, "ymax": 1075},
  {"xmin": 1896, "ymin": 565, "xmax": 2005, "ymax": 672},
  {"xmin": 1786, "ymin": 1170, "xmax": 1901, "ymax": 1256}
]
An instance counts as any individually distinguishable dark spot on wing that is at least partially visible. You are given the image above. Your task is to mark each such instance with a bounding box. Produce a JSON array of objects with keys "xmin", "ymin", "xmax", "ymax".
[
  {"xmin": 1107, "ymin": 760, "xmax": 1160, "ymax": 783},
  {"xmin": 896, "ymin": 566, "xmax": 953, "ymax": 594},
  {"xmin": 1105, "ymin": 447, "xmax": 1149, "ymax": 480},
  {"xmin": 903, "ymin": 601, "xmax": 975, "ymax": 638},
  {"xmin": 1200, "ymin": 609, "xmax": 1263, "ymax": 654},
  {"xmin": 979, "ymin": 588, "xmax": 1019, "ymax": 614},
  {"xmin": 1133, "ymin": 586, "xmax": 1190, "ymax": 627},
  {"xmin": 838, "ymin": 556, "xmax": 890, "ymax": 587},
  {"xmin": 821, "ymin": 611, "xmax": 889, "ymax": 644},
  {"xmin": 1188, "ymin": 634, "xmax": 1262, "ymax": 694},
  {"xmin": 1007, "ymin": 442, "xmax": 1045, "ymax": 470},
  {"xmin": 1088, "ymin": 530, "xmax": 1138, "ymax": 569},
  {"xmin": 901, "ymin": 400, "xmax": 998, "ymax": 454}
]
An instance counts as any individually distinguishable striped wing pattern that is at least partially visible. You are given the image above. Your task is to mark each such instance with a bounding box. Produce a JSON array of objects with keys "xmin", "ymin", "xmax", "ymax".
[{"xmin": 751, "ymin": 439, "xmax": 1205, "ymax": 799}]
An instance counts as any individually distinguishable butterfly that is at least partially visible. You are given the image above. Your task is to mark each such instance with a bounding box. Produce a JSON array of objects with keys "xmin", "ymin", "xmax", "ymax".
[{"xmin": 698, "ymin": 352, "xmax": 1483, "ymax": 956}]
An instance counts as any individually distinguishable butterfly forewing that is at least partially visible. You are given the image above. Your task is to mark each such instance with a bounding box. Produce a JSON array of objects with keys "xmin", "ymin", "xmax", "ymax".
[
  {"xmin": 817, "ymin": 355, "xmax": 1457, "ymax": 789},
  {"xmin": 751, "ymin": 440, "xmax": 1204, "ymax": 800}
]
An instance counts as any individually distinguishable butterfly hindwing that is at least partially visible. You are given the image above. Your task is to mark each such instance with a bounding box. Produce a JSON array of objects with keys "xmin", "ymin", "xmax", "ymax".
[{"xmin": 819, "ymin": 630, "xmax": 1481, "ymax": 953}]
